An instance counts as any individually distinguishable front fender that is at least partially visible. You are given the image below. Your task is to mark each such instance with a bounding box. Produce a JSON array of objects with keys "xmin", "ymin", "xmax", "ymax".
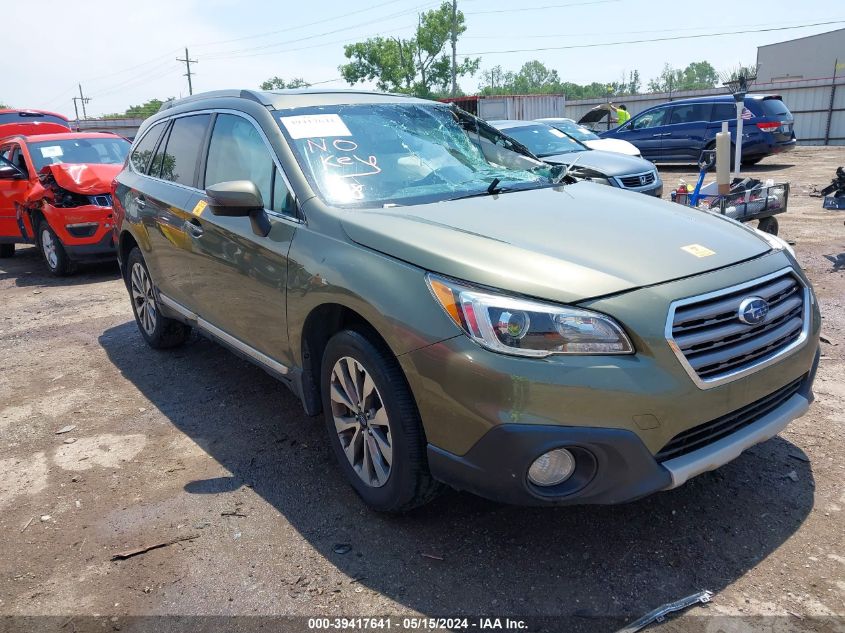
[{"xmin": 286, "ymin": 227, "xmax": 460, "ymax": 365}]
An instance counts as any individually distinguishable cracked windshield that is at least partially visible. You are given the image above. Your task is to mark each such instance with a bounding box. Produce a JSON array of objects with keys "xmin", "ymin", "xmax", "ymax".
[{"xmin": 278, "ymin": 104, "xmax": 553, "ymax": 207}]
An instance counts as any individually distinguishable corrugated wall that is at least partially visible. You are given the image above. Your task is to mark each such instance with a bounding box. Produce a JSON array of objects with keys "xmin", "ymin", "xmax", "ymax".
[
  {"xmin": 479, "ymin": 95, "xmax": 566, "ymax": 121},
  {"xmin": 562, "ymin": 77, "xmax": 845, "ymax": 145}
]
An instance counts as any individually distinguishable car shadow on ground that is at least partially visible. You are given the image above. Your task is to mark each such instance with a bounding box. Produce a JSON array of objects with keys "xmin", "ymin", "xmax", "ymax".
[
  {"xmin": 99, "ymin": 322, "xmax": 814, "ymax": 627},
  {"xmin": 0, "ymin": 245, "xmax": 119, "ymax": 287}
]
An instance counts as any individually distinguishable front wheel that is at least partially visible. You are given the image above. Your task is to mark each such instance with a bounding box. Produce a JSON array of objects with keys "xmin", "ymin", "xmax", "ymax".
[
  {"xmin": 126, "ymin": 247, "xmax": 191, "ymax": 349},
  {"xmin": 38, "ymin": 222, "xmax": 72, "ymax": 276},
  {"xmin": 321, "ymin": 329, "xmax": 441, "ymax": 512}
]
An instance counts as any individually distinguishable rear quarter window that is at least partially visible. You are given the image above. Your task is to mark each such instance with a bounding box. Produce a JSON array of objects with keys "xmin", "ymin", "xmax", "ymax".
[{"xmin": 130, "ymin": 122, "xmax": 166, "ymax": 173}]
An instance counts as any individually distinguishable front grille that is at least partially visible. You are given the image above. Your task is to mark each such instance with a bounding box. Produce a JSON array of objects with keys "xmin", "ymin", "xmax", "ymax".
[
  {"xmin": 656, "ymin": 375, "xmax": 804, "ymax": 462},
  {"xmin": 619, "ymin": 172, "xmax": 655, "ymax": 188},
  {"xmin": 669, "ymin": 270, "xmax": 806, "ymax": 383}
]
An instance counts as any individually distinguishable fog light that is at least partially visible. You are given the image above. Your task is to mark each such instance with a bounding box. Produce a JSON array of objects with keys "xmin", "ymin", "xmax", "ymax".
[{"xmin": 528, "ymin": 448, "xmax": 575, "ymax": 486}]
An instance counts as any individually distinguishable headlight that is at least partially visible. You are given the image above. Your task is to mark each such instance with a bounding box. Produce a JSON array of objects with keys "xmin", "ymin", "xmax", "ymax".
[{"xmin": 426, "ymin": 274, "xmax": 634, "ymax": 357}]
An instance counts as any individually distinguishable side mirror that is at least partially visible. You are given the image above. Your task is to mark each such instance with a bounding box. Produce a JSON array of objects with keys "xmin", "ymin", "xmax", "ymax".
[{"xmin": 205, "ymin": 180, "xmax": 271, "ymax": 237}]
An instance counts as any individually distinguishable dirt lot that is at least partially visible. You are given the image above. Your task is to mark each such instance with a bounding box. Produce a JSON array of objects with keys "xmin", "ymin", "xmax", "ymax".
[{"xmin": 1, "ymin": 146, "xmax": 843, "ymax": 632}]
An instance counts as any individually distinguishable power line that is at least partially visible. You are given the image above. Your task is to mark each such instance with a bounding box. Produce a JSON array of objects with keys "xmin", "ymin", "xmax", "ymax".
[
  {"xmin": 465, "ymin": 0, "xmax": 617, "ymax": 15},
  {"xmin": 461, "ymin": 19, "xmax": 845, "ymax": 55},
  {"xmin": 177, "ymin": 48, "xmax": 199, "ymax": 95},
  {"xmin": 462, "ymin": 16, "xmax": 845, "ymax": 39},
  {"xmin": 190, "ymin": 0, "xmax": 418, "ymax": 48}
]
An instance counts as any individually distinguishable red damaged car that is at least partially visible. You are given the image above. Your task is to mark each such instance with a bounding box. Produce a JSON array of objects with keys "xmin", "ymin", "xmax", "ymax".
[{"xmin": 0, "ymin": 132, "xmax": 130, "ymax": 274}]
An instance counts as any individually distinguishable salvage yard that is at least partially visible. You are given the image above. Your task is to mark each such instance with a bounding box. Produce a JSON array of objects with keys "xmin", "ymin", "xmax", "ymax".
[{"xmin": 1, "ymin": 146, "xmax": 843, "ymax": 630}]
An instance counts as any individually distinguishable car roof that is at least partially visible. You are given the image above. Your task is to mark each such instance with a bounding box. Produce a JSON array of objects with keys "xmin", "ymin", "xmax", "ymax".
[
  {"xmin": 536, "ymin": 118, "xmax": 576, "ymax": 124},
  {"xmin": 4, "ymin": 132, "xmax": 122, "ymax": 144},
  {"xmin": 158, "ymin": 88, "xmax": 436, "ymax": 112},
  {"xmin": 0, "ymin": 108, "xmax": 69, "ymax": 120},
  {"xmin": 662, "ymin": 93, "xmax": 783, "ymax": 106}
]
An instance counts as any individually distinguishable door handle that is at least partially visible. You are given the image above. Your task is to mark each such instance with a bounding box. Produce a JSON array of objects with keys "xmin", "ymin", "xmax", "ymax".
[
  {"xmin": 135, "ymin": 195, "xmax": 146, "ymax": 209},
  {"xmin": 652, "ymin": 133, "xmax": 663, "ymax": 137},
  {"xmin": 184, "ymin": 219, "xmax": 204, "ymax": 237}
]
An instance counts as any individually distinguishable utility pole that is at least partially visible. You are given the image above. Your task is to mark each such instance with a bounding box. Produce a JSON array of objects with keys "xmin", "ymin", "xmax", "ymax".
[
  {"xmin": 177, "ymin": 48, "xmax": 198, "ymax": 95},
  {"xmin": 450, "ymin": 0, "xmax": 458, "ymax": 97},
  {"xmin": 72, "ymin": 85, "xmax": 91, "ymax": 131}
]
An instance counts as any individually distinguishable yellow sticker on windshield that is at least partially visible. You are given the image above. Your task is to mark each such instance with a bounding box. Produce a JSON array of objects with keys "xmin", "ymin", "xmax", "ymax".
[
  {"xmin": 192, "ymin": 200, "xmax": 207, "ymax": 217},
  {"xmin": 681, "ymin": 244, "xmax": 716, "ymax": 258}
]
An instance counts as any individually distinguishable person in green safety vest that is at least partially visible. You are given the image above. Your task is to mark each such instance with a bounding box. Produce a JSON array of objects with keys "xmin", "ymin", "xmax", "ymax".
[{"xmin": 610, "ymin": 104, "xmax": 630, "ymax": 127}]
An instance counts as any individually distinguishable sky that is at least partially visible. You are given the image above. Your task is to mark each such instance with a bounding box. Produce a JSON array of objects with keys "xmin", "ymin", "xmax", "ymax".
[{"xmin": 2, "ymin": 0, "xmax": 843, "ymax": 118}]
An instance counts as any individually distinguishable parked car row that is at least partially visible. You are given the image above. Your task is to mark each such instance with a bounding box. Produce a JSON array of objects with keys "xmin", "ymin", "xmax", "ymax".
[
  {"xmin": 579, "ymin": 94, "xmax": 797, "ymax": 166},
  {"xmin": 0, "ymin": 91, "xmax": 819, "ymax": 515}
]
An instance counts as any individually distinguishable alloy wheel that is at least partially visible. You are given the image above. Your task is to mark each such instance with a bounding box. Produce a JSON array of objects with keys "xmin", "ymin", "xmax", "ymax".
[
  {"xmin": 130, "ymin": 262, "xmax": 157, "ymax": 336},
  {"xmin": 330, "ymin": 356, "xmax": 393, "ymax": 488},
  {"xmin": 41, "ymin": 228, "xmax": 58, "ymax": 270}
]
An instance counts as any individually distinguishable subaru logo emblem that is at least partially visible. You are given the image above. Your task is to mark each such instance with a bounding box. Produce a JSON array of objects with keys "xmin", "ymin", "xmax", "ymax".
[{"xmin": 738, "ymin": 297, "xmax": 769, "ymax": 325}]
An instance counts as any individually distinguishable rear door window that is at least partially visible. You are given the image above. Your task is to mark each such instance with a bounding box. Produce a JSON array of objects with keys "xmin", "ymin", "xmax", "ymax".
[
  {"xmin": 709, "ymin": 103, "xmax": 736, "ymax": 122},
  {"xmin": 668, "ymin": 103, "xmax": 712, "ymax": 125},
  {"xmin": 158, "ymin": 114, "xmax": 212, "ymax": 187},
  {"xmin": 130, "ymin": 122, "xmax": 166, "ymax": 174}
]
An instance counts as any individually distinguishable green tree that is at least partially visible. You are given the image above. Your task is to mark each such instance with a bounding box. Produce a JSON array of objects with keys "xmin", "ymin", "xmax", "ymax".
[
  {"xmin": 260, "ymin": 77, "xmax": 311, "ymax": 90},
  {"xmin": 511, "ymin": 60, "xmax": 562, "ymax": 94},
  {"xmin": 648, "ymin": 61, "xmax": 718, "ymax": 93},
  {"xmin": 0, "ymin": 102, "xmax": 9, "ymax": 109},
  {"xmin": 340, "ymin": 2, "xmax": 479, "ymax": 97},
  {"xmin": 103, "ymin": 98, "xmax": 171, "ymax": 119}
]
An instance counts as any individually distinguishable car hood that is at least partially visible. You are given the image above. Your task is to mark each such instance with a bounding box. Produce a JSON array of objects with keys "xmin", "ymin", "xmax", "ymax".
[
  {"xmin": 39, "ymin": 163, "xmax": 121, "ymax": 195},
  {"xmin": 541, "ymin": 149, "xmax": 654, "ymax": 177},
  {"xmin": 340, "ymin": 182, "xmax": 770, "ymax": 304},
  {"xmin": 577, "ymin": 105, "xmax": 612, "ymax": 125},
  {"xmin": 584, "ymin": 138, "xmax": 640, "ymax": 156}
]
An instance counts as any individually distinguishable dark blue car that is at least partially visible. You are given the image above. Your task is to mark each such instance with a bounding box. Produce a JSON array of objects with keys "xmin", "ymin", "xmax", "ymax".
[{"xmin": 592, "ymin": 94, "xmax": 796, "ymax": 166}]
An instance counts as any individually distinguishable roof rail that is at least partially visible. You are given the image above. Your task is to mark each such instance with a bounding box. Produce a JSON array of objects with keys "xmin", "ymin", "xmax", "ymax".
[{"xmin": 158, "ymin": 89, "xmax": 273, "ymax": 112}]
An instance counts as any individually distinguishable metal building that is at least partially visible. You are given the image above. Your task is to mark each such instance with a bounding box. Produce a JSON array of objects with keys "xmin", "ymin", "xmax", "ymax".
[{"xmin": 756, "ymin": 28, "xmax": 845, "ymax": 83}]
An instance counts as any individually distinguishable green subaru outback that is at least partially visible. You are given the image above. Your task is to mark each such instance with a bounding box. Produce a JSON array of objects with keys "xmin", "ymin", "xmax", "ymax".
[{"xmin": 112, "ymin": 90, "xmax": 819, "ymax": 512}]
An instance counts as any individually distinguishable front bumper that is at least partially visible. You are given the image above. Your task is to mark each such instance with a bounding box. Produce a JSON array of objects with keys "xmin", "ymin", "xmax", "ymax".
[
  {"xmin": 425, "ymin": 351, "xmax": 817, "ymax": 505},
  {"xmin": 400, "ymin": 252, "xmax": 820, "ymax": 505}
]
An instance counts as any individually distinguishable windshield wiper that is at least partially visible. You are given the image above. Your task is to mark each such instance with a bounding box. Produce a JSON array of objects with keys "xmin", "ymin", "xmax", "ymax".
[{"xmin": 446, "ymin": 179, "xmax": 520, "ymax": 202}]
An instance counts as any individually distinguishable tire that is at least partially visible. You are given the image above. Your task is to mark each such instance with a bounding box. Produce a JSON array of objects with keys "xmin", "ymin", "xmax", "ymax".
[
  {"xmin": 701, "ymin": 143, "xmax": 736, "ymax": 171},
  {"xmin": 126, "ymin": 247, "xmax": 191, "ymax": 349},
  {"xmin": 0, "ymin": 244, "xmax": 13, "ymax": 258},
  {"xmin": 38, "ymin": 222, "xmax": 72, "ymax": 276},
  {"xmin": 757, "ymin": 216, "xmax": 779, "ymax": 236},
  {"xmin": 321, "ymin": 329, "xmax": 441, "ymax": 512}
]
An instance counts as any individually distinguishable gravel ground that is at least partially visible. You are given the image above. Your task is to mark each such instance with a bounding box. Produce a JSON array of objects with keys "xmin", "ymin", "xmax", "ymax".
[{"xmin": 0, "ymin": 146, "xmax": 843, "ymax": 633}]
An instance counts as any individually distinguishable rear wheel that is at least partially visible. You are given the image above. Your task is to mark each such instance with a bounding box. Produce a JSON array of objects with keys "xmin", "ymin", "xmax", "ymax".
[
  {"xmin": 757, "ymin": 216, "xmax": 779, "ymax": 236},
  {"xmin": 321, "ymin": 329, "xmax": 441, "ymax": 512},
  {"xmin": 126, "ymin": 247, "xmax": 191, "ymax": 349},
  {"xmin": 0, "ymin": 244, "xmax": 13, "ymax": 258},
  {"xmin": 38, "ymin": 222, "xmax": 72, "ymax": 276}
]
